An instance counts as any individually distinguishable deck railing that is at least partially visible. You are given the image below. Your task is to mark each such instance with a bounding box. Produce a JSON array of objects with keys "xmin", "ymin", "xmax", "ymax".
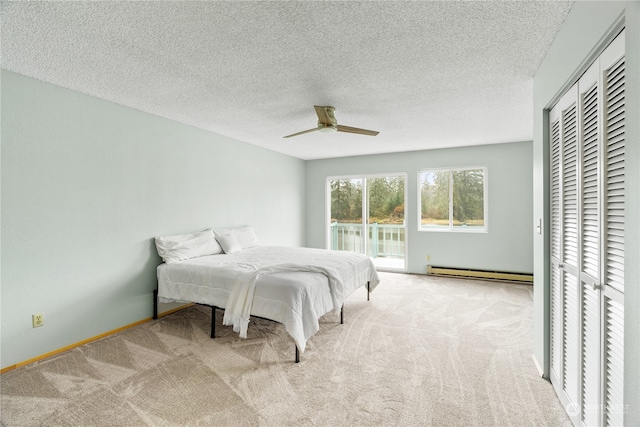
[{"xmin": 330, "ymin": 222, "xmax": 405, "ymax": 258}]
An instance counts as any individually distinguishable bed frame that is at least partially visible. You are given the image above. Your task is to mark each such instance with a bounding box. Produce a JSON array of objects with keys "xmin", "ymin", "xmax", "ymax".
[{"xmin": 153, "ymin": 282, "xmax": 371, "ymax": 363}]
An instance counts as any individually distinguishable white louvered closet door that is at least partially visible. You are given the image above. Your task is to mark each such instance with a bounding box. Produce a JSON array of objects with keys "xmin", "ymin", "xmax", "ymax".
[
  {"xmin": 549, "ymin": 30, "xmax": 625, "ymax": 427},
  {"xmin": 579, "ymin": 59, "xmax": 600, "ymax": 427},
  {"xmin": 550, "ymin": 81, "xmax": 581, "ymax": 424},
  {"xmin": 600, "ymin": 33, "xmax": 625, "ymax": 427}
]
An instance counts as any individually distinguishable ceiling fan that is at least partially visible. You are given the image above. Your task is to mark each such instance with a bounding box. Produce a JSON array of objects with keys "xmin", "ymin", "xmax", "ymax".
[{"xmin": 283, "ymin": 106, "xmax": 379, "ymax": 138}]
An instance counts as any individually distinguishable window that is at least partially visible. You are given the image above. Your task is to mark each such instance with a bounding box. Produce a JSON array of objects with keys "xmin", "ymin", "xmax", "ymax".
[{"xmin": 419, "ymin": 167, "xmax": 486, "ymax": 231}]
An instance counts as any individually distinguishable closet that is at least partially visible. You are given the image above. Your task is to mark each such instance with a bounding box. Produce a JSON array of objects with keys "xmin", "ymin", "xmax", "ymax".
[{"xmin": 549, "ymin": 30, "xmax": 625, "ymax": 426}]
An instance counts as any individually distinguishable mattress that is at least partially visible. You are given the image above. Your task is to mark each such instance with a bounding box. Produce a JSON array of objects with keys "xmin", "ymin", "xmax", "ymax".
[{"xmin": 157, "ymin": 246, "xmax": 380, "ymax": 351}]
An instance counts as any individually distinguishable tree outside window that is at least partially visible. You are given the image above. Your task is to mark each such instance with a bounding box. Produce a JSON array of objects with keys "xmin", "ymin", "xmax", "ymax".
[
  {"xmin": 419, "ymin": 168, "xmax": 486, "ymax": 231},
  {"xmin": 330, "ymin": 179, "xmax": 362, "ymax": 223}
]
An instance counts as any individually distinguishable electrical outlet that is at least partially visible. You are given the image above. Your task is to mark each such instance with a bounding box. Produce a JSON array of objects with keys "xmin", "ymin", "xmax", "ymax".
[
  {"xmin": 32, "ymin": 313, "xmax": 44, "ymax": 328},
  {"xmin": 426, "ymin": 255, "xmax": 431, "ymax": 262}
]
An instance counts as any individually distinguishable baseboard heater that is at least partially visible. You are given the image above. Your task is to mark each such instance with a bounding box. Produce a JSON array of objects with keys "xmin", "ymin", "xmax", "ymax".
[{"xmin": 426, "ymin": 265, "xmax": 533, "ymax": 283}]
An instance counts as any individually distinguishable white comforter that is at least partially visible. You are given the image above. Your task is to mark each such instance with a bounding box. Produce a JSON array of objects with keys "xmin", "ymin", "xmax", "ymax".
[{"xmin": 157, "ymin": 246, "xmax": 380, "ymax": 351}]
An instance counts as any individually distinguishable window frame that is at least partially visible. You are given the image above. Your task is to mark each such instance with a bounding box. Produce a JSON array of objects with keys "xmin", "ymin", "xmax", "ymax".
[{"xmin": 417, "ymin": 166, "xmax": 488, "ymax": 233}]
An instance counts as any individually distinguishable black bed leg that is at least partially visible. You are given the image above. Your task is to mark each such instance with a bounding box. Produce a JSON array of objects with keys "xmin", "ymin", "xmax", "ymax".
[
  {"xmin": 211, "ymin": 306, "xmax": 216, "ymax": 339},
  {"xmin": 295, "ymin": 345, "xmax": 300, "ymax": 363},
  {"xmin": 340, "ymin": 305, "xmax": 344, "ymax": 325},
  {"xmin": 153, "ymin": 290, "xmax": 158, "ymax": 320},
  {"xmin": 367, "ymin": 282, "xmax": 370, "ymax": 301}
]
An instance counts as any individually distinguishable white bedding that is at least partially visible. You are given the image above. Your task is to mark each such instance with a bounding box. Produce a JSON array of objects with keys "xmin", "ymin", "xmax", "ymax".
[{"xmin": 157, "ymin": 246, "xmax": 380, "ymax": 351}]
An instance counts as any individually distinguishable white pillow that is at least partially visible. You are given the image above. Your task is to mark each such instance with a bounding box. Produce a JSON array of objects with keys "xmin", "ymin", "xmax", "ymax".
[
  {"xmin": 155, "ymin": 229, "xmax": 222, "ymax": 263},
  {"xmin": 216, "ymin": 234, "xmax": 242, "ymax": 254},
  {"xmin": 214, "ymin": 226, "xmax": 261, "ymax": 249}
]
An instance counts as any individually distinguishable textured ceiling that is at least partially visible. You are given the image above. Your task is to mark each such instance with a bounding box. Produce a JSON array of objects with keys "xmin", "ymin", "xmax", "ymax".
[{"xmin": 1, "ymin": 1, "xmax": 573, "ymax": 160}]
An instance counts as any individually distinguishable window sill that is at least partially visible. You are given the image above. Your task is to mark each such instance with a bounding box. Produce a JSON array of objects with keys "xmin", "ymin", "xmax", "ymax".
[{"xmin": 418, "ymin": 227, "xmax": 488, "ymax": 233}]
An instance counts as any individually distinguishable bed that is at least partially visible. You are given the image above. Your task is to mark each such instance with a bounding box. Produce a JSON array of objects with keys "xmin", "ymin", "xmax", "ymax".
[{"xmin": 153, "ymin": 227, "xmax": 380, "ymax": 362}]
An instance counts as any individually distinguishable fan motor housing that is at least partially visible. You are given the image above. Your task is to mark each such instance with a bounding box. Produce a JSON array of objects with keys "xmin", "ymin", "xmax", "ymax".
[{"xmin": 318, "ymin": 123, "xmax": 337, "ymax": 133}]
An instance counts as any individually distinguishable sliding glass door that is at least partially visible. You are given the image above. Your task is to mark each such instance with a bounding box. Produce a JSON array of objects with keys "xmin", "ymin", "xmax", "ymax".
[
  {"xmin": 328, "ymin": 174, "xmax": 406, "ymax": 270},
  {"xmin": 329, "ymin": 178, "xmax": 364, "ymax": 254}
]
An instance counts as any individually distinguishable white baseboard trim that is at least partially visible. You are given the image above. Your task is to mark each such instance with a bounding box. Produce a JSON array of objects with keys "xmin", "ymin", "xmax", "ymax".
[{"xmin": 532, "ymin": 353, "xmax": 545, "ymax": 378}]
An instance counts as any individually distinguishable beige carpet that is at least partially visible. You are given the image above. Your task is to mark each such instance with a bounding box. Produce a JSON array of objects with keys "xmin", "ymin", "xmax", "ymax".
[{"xmin": 1, "ymin": 272, "xmax": 570, "ymax": 426}]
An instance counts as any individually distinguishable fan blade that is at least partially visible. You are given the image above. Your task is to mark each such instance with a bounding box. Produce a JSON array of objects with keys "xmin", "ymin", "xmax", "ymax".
[
  {"xmin": 283, "ymin": 128, "xmax": 319, "ymax": 138},
  {"xmin": 336, "ymin": 125, "xmax": 379, "ymax": 136},
  {"xmin": 314, "ymin": 106, "xmax": 332, "ymax": 125}
]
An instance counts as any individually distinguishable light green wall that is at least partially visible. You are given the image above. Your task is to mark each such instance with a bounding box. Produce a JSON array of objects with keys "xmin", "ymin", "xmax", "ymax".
[
  {"xmin": 0, "ymin": 70, "xmax": 306, "ymax": 369},
  {"xmin": 532, "ymin": 2, "xmax": 639, "ymax": 423},
  {"xmin": 305, "ymin": 141, "xmax": 533, "ymax": 275}
]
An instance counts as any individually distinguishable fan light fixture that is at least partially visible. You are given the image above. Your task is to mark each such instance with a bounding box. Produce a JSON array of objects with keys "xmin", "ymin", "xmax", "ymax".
[{"xmin": 318, "ymin": 124, "xmax": 337, "ymax": 133}]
